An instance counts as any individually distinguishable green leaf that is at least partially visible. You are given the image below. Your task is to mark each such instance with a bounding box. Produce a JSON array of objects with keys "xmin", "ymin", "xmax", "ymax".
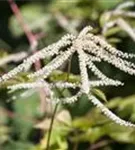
[
  {"xmin": 107, "ymin": 37, "xmax": 121, "ymax": 44},
  {"xmin": 9, "ymin": 4, "xmax": 51, "ymax": 37},
  {"xmin": 70, "ymin": 127, "xmax": 105, "ymax": 143},
  {"xmin": 103, "ymin": 27, "xmax": 121, "ymax": 37},
  {"xmin": 92, "ymin": 88, "xmax": 107, "ymax": 102},
  {"xmin": 12, "ymin": 89, "xmax": 40, "ymax": 140},
  {"xmin": 49, "ymin": 70, "xmax": 80, "ymax": 83},
  {"xmin": 98, "ymin": 0, "xmax": 123, "ymax": 10}
]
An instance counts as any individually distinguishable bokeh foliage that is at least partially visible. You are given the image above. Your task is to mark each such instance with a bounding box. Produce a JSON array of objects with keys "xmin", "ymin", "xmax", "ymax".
[{"xmin": 0, "ymin": 0, "xmax": 135, "ymax": 150}]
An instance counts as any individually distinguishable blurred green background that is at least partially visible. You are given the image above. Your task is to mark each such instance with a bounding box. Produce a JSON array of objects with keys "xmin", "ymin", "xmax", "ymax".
[{"xmin": 1, "ymin": 0, "xmax": 135, "ymax": 150}]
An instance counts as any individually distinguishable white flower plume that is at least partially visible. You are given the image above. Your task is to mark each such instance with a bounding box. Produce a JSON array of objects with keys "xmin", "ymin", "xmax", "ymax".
[{"xmin": 1, "ymin": 26, "xmax": 135, "ymax": 127}]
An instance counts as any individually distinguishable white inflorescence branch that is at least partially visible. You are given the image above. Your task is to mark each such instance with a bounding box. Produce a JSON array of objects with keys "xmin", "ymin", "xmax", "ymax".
[
  {"xmin": 102, "ymin": 1, "xmax": 135, "ymax": 42},
  {"xmin": 0, "ymin": 34, "xmax": 76, "ymax": 83},
  {"xmin": 1, "ymin": 25, "xmax": 135, "ymax": 127},
  {"xmin": 88, "ymin": 95, "xmax": 135, "ymax": 127},
  {"xmin": 116, "ymin": 1, "xmax": 135, "ymax": 10},
  {"xmin": 8, "ymin": 80, "xmax": 123, "ymax": 92}
]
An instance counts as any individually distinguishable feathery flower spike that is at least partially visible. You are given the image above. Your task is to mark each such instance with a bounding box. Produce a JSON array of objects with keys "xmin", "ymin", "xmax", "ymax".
[{"xmin": 1, "ymin": 25, "xmax": 135, "ymax": 127}]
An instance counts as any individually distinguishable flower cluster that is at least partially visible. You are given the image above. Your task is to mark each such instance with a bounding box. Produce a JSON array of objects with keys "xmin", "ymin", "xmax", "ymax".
[{"xmin": 1, "ymin": 26, "xmax": 135, "ymax": 127}]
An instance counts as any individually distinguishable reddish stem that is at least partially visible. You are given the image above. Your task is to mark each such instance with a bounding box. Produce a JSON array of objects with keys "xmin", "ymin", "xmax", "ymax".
[
  {"xmin": 8, "ymin": 0, "xmax": 37, "ymax": 51},
  {"xmin": 8, "ymin": 0, "xmax": 47, "ymax": 113}
]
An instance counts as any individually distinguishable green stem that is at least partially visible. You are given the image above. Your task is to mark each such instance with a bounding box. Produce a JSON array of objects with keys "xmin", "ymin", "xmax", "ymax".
[
  {"xmin": 45, "ymin": 57, "xmax": 72, "ymax": 150},
  {"xmin": 46, "ymin": 103, "xmax": 59, "ymax": 150}
]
